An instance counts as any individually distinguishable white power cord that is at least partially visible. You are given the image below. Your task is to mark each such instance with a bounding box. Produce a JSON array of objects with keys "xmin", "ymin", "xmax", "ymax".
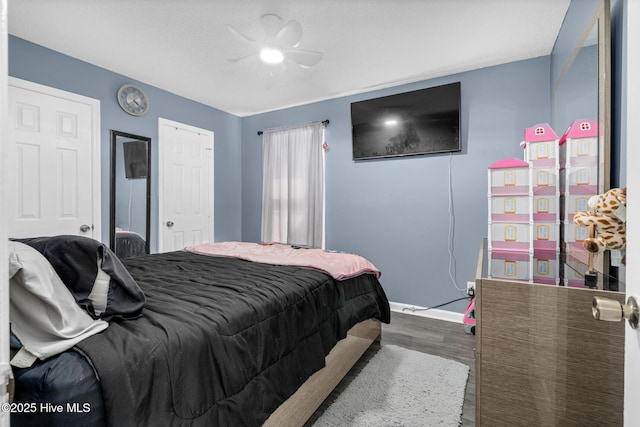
[
  {"xmin": 128, "ymin": 180, "xmax": 133, "ymax": 231},
  {"xmin": 448, "ymin": 153, "xmax": 467, "ymax": 294}
]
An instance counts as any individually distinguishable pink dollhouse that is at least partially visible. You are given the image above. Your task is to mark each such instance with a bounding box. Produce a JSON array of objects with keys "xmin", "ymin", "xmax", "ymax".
[
  {"xmin": 561, "ymin": 119, "xmax": 598, "ymax": 196},
  {"xmin": 523, "ymin": 124, "xmax": 560, "ymax": 244},
  {"xmin": 487, "ymin": 124, "xmax": 564, "ymax": 285},
  {"xmin": 487, "ymin": 120, "xmax": 601, "ymax": 287},
  {"xmin": 487, "ymin": 158, "xmax": 532, "ymax": 281},
  {"xmin": 523, "ymin": 123, "xmax": 561, "ymax": 167},
  {"xmin": 532, "ymin": 249, "xmax": 558, "ymax": 285},
  {"xmin": 523, "ymin": 123, "xmax": 561, "ymax": 285},
  {"xmin": 489, "ymin": 250, "xmax": 531, "ymax": 282},
  {"xmin": 559, "ymin": 119, "xmax": 599, "ymax": 286}
]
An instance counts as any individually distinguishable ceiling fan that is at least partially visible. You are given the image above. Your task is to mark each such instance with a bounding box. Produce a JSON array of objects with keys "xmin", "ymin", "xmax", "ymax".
[{"xmin": 226, "ymin": 14, "xmax": 323, "ymax": 75}]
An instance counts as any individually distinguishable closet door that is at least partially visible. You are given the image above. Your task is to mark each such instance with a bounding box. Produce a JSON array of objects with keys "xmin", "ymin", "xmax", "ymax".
[
  {"xmin": 158, "ymin": 118, "xmax": 214, "ymax": 252},
  {"xmin": 7, "ymin": 79, "xmax": 100, "ymax": 239}
]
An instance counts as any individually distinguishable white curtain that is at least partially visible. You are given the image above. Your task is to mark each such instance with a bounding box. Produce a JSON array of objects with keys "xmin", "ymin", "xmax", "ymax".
[{"xmin": 261, "ymin": 122, "xmax": 324, "ymax": 248}]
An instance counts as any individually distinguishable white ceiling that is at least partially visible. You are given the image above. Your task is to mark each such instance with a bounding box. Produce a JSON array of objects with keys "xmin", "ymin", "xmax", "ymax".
[{"xmin": 8, "ymin": 0, "xmax": 570, "ymax": 117}]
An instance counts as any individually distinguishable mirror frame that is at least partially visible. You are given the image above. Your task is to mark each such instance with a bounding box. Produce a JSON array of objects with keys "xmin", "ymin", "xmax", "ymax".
[
  {"xmin": 109, "ymin": 130, "xmax": 152, "ymax": 255},
  {"xmin": 598, "ymin": 0, "xmax": 611, "ymax": 193},
  {"xmin": 552, "ymin": 0, "xmax": 610, "ymax": 193}
]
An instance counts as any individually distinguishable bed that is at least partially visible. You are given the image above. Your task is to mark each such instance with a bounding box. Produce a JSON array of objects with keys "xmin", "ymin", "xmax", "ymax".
[
  {"xmin": 114, "ymin": 229, "xmax": 147, "ymax": 258},
  {"xmin": 8, "ymin": 237, "xmax": 390, "ymax": 426}
]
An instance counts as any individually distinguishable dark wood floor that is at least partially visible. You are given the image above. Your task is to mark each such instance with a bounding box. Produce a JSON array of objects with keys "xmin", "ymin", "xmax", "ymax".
[{"xmin": 306, "ymin": 310, "xmax": 476, "ymax": 426}]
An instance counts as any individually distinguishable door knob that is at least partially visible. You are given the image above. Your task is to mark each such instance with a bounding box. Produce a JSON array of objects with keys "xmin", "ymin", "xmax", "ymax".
[
  {"xmin": 592, "ymin": 296, "xmax": 639, "ymax": 329},
  {"xmin": 80, "ymin": 224, "xmax": 91, "ymax": 233},
  {"xmin": 166, "ymin": 221, "xmax": 174, "ymax": 228}
]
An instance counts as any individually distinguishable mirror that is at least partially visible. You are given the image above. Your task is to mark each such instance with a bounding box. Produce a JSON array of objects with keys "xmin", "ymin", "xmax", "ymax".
[
  {"xmin": 110, "ymin": 130, "xmax": 151, "ymax": 258},
  {"xmin": 551, "ymin": 0, "xmax": 615, "ymax": 289},
  {"xmin": 551, "ymin": 0, "xmax": 610, "ymax": 192}
]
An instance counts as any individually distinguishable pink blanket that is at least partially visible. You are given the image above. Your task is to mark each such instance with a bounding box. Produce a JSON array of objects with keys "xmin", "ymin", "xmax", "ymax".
[{"xmin": 185, "ymin": 242, "xmax": 381, "ymax": 280}]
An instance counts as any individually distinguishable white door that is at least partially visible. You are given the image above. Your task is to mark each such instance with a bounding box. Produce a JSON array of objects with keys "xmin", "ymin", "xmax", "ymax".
[
  {"xmin": 7, "ymin": 78, "xmax": 100, "ymax": 239},
  {"xmin": 158, "ymin": 118, "xmax": 214, "ymax": 252},
  {"xmin": 624, "ymin": 0, "xmax": 640, "ymax": 423},
  {"xmin": 0, "ymin": 1, "xmax": 10, "ymax": 425}
]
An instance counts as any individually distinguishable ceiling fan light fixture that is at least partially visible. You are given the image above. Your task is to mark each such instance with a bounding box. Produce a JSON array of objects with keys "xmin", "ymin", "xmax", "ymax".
[
  {"xmin": 227, "ymin": 15, "xmax": 323, "ymax": 72},
  {"xmin": 260, "ymin": 47, "xmax": 284, "ymax": 64}
]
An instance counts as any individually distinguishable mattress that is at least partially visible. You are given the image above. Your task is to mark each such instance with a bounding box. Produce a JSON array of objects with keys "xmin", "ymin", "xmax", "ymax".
[
  {"xmin": 11, "ymin": 250, "xmax": 389, "ymax": 426},
  {"xmin": 114, "ymin": 231, "xmax": 146, "ymax": 258}
]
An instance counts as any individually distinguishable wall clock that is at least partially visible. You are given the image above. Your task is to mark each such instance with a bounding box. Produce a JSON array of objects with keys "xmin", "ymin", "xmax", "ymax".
[{"xmin": 117, "ymin": 84, "xmax": 149, "ymax": 116}]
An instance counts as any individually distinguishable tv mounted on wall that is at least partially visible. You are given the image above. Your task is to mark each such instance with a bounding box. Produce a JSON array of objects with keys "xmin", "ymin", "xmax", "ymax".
[
  {"xmin": 123, "ymin": 140, "xmax": 148, "ymax": 179},
  {"xmin": 351, "ymin": 82, "xmax": 461, "ymax": 160}
]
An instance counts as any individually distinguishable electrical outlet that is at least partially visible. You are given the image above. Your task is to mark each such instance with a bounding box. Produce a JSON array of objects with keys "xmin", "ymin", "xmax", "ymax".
[{"xmin": 467, "ymin": 281, "xmax": 475, "ymax": 296}]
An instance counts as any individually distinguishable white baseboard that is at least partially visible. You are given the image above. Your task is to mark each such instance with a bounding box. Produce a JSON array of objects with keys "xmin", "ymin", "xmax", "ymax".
[{"xmin": 389, "ymin": 301, "xmax": 464, "ymax": 324}]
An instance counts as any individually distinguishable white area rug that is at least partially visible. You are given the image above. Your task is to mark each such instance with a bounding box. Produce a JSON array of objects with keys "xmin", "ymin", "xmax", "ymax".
[{"xmin": 312, "ymin": 345, "xmax": 469, "ymax": 427}]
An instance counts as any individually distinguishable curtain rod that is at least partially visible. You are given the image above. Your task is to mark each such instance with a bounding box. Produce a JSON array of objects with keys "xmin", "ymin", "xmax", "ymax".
[{"xmin": 257, "ymin": 119, "xmax": 329, "ymax": 136}]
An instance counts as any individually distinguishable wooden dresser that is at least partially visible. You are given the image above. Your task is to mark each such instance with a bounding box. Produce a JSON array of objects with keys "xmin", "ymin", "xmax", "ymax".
[{"xmin": 474, "ymin": 245, "xmax": 625, "ymax": 426}]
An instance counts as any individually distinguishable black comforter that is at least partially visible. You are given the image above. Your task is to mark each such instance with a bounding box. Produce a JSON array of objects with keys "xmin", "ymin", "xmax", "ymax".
[{"xmin": 73, "ymin": 251, "xmax": 389, "ymax": 426}]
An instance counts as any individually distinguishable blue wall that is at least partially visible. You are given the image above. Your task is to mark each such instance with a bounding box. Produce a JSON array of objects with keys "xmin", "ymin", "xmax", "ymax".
[
  {"xmin": 8, "ymin": 36, "xmax": 243, "ymax": 249},
  {"xmin": 13, "ymin": 26, "xmax": 624, "ymax": 313},
  {"xmin": 241, "ymin": 57, "xmax": 552, "ymax": 312},
  {"xmin": 550, "ymin": 0, "xmax": 600, "ymax": 88}
]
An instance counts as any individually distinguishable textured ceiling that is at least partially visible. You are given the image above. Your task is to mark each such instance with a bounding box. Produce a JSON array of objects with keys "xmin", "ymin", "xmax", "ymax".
[{"xmin": 8, "ymin": 0, "xmax": 570, "ymax": 117}]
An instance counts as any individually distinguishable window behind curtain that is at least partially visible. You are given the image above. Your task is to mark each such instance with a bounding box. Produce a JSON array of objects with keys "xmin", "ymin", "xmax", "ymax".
[{"xmin": 261, "ymin": 122, "xmax": 324, "ymax": 248}]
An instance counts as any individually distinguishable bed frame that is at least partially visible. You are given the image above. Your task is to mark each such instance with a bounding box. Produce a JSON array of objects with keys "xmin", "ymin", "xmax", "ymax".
[{"xmin": 264, "ymin": 318, "xmax": 381, "ymax": 426}]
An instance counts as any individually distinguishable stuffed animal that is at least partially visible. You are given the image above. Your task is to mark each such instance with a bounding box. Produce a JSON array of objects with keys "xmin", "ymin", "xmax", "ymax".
[{"xmin": 573, "ymin": 187, "xmax": 626, "ymax": 263}]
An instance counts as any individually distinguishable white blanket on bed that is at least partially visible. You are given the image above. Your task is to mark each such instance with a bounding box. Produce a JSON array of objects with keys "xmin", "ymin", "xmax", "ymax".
[{"xmin": 9, "ymin": 242, "xmax": 108, "ymax": 366}]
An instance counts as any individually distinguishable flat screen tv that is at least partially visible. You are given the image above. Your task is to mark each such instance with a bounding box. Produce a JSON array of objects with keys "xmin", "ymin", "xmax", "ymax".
[
  {"xmin": 123, "ymin": 140, "xmax": 148, "ymax": 179},
  {"xmin": 351, "ymin": 82, "xmax": 461, "ymax": 160}
]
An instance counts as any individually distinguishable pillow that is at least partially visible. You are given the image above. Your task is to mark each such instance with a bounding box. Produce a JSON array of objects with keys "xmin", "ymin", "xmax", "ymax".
[
  {"xmin": 13, "ymin": 235, "xmax": 146, "ymax": 321},
  {"xmin": 9, "ymin": 241, "xmax": 108, "ymax": 365}
]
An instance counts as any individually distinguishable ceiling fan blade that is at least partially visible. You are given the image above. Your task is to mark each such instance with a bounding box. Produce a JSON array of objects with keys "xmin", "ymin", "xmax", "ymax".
[
  {"xmin": 276, "ymin": 20, "xmax": 303, "ymax": 48},
  {"xmin": 286, "ymin": 49, "xmax": 323, "ymax": 68},
  {"xmin": 266, "ymin": 63, "xmax": 288, "ymax": 89},
  {"xmin": 226, "ymin": 24, "xmax": 258, "ymax": 47},
  {"xmin": 227, "ymin": 54, "xmax": 254, "ymax": 63},
  {"xmin": 260, "ymin": 14, "xmax": 282, "ymax": 42},
  {"xmin": 268, "ymin": 62, "xmax": 287, "ymax": 81}
]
